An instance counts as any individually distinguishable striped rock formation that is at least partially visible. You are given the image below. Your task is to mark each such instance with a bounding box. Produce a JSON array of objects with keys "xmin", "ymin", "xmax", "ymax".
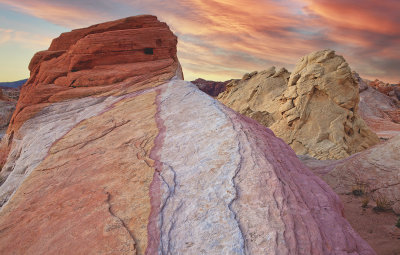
[{"xmin": 0, "ymin": 16, "xmax": 375, "ymax": 254}]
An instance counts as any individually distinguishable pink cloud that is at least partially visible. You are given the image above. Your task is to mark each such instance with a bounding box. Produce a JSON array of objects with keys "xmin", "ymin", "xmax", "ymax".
[
  {"xmin": 0, "ymin": 0, "xmax": 399, "ymax": 82},
  {"xmin": 0, "ymin": 0, "xmax": 114, "ymax": 28}
]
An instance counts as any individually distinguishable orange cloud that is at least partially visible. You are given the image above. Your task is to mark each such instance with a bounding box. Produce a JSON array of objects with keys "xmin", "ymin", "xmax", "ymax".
[
  {"xmin": 302, "ymin": 0, "xmax": 400, "ymax": 82},
  {"xmin": 0, "ymin": 0, "xmax": 399, "ymax": 83},
  {"xmin": 161, "ymin": 0, "xmax": 400, "ymax": 82},
  {"xmin": 305, "ymin": 0, "xmax": 400, "ymax": 35},
  {"xmin": 0, "ymin": 0, "xmax": 115, "ymax": 28},
  {"xmin": 141, "ymin": 0, "xmax": 323, "ymax": 80}
]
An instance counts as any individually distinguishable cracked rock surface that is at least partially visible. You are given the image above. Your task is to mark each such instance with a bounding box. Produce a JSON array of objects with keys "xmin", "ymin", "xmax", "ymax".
[
  {"xmin": 218, "ymin": 50, "xmax": 379, "ymax": 159},
  {"xmin": 0, "ymin": 16, "xmax": 376, "ymax": 254}
]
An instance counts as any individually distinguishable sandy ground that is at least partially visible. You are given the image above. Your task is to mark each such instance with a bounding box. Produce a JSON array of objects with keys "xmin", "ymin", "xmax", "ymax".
[{"xmin": 340, "ymin": 194, "xmax": 400, "ymax": 255}]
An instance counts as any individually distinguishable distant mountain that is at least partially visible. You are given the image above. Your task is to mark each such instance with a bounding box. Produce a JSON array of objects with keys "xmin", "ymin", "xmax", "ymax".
[{"xmin": 0, "ymin": 79, "xmax": 27, "ymax": 88}]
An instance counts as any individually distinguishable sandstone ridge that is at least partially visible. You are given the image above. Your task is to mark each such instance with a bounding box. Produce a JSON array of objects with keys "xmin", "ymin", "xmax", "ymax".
[{"xmin": 218, "ymin": 50, "xmax": 380, "ymax": 159}]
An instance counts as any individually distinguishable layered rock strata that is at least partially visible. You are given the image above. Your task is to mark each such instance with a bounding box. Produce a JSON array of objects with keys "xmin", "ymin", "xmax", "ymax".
[
  {"xmin": 8, "ymin": 15, "xmax": 182, "ymax": 135},
  {"xmin": 0, "ymin": 17, "xmax": 375, "ymax": 254},
  {"xmin": 218, "ymin": 50, "xmax": 379, "ymax": 159}
]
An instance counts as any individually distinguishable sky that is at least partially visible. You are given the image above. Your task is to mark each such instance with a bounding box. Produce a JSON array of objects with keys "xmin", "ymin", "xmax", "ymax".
[{"xmin": 0, "ymin": 0, "xmax": 399, "ymax": 83}]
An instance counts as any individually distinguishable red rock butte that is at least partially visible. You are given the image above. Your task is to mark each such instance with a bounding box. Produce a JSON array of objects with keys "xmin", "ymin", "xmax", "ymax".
[
  {"xmin": 0, "ymin": 15, "xmax": 376, "ymax": 254},
  {"xmin": 8, "ymin": 15, "xmax": 182, "ymax": 135}
]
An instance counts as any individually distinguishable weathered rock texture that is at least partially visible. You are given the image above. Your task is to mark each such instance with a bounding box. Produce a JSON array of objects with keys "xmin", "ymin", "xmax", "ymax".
[
  {"xmin": 301, "ymin": 135, "xmax": 400, "ymax": 214},
  {"xmin": 218, "ymin": 50, "xmax": 379, "ymax": 159},
  {"xmin": 191, "ymin": 78, "xmax": 232, "ymax": 97},
  {"xmin": 0, "ymin": 18, "xmax": 375, "ymax": 254},
  {"xmin": 7, "ymin": 15, "xmax": 182, "ymax": 135},
  {"xmin": 354, "ymin": 73, "xmax": 400, "ymax": 139}
]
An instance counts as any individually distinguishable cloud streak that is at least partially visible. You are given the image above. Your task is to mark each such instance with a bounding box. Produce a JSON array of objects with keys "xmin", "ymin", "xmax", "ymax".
[
  {"xmin": 303, "ymin": 0, "xmax": 400, "ymax": 82},
  {"xmin": 0, "ymin": 0, "xmax": 122, "ymax": 28},
  {"xmin": 0, "ymin": 0, "xmax": 399, "ymax": 82},
  {"xmin": 0, "ymin": 27, "xmax": 52, "ymax": 48}
]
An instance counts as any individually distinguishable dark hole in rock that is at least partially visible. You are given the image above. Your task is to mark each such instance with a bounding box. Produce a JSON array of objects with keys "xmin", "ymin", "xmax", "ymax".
[
  {"xmin": 144, "ymin": 48, "xmax": 154, "ymax": 55},
  {"xmin": 8, "ymin": 131, "xmax": 14, "ymax": 146}
]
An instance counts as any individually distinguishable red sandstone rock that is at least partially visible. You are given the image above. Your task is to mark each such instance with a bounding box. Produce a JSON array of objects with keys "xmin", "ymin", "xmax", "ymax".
[
  {"xmin": 49, "ymin": 15, "xmax": 165, "ymax": 51},
  {"xmin": 8, "ymin": 15, "xmax": 182, "ymax": 135},
  {"xmin": 367, "ymin": 79, "xmax": 400, "ymax": 100}
]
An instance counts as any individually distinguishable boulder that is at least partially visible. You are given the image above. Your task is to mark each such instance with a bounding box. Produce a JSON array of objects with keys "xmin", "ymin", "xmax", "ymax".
[
  {"xmin": 218, "ymin": 50, "xmax": 380, "ymax": 159},
  {"xmin": 0, "ymin": 18, "xmax": 375, "ymax": 254}
]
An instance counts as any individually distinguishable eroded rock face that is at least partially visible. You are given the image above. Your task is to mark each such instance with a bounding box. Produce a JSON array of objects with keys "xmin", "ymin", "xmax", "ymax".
[
  {"xmin": 301, "ymin": 135, "xmax": 400, "ymax": 214},
  {"xmin": 218, "ymin": 67, "xmax": 291, "ymax": 127},
  {"xmin": 218, "ymin": 50, "xmax": 379, "ymax": 159},
  {"xmin": 0, "ymin": 18, "xmax": 375, "ymax": 254},
  {"xmin": 353, "ymin": 73, "xmax": 400, "ymax": 139}
]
